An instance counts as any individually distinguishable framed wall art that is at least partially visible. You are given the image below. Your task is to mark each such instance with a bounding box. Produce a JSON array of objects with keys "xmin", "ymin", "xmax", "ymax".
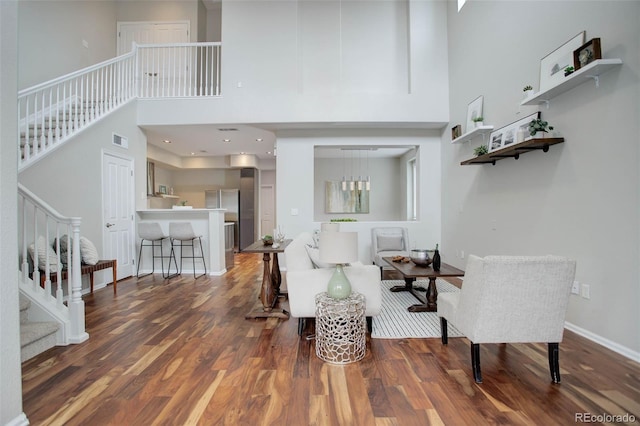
[
  {"xmin": 574, "ymin": 38, "xmax": 602, "ymax": 70},
  {"xmin": 539, "ymin": 31, "xmax": 585, "ymax": 91},
  {"xmin": 325, "ymin": 181, "xmax": 369, "ymax": 214},
  {"xmin": 451, "ymin": 124, "xmax": 462, "ymax": 140},
  {"xmin": 466, "ymin": 96, "xmax": 484, "ymax": 133},
  {"xmin": 488, "ymin": 130, "xmax": 504, "ymax": 153}
]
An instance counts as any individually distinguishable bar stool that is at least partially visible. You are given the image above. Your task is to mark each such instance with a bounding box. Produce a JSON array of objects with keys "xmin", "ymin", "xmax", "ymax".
[
  {"xmin": 169, "ymin": 222, "xmax": 207, "ymax": 279},
  {"xmin": 136, "ymin": 222, "xmax": 177, "ymax": 278}
]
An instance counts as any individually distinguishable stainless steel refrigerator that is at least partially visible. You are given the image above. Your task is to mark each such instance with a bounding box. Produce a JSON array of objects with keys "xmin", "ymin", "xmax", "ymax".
[{"xmin": 205, "ymin": 189, "xmax": 239, "ymax": 250}]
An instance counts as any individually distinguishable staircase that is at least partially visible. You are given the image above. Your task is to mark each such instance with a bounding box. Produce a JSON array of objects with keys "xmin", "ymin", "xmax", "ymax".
[
  {"xmin": 19, "ymin": 294, "xmax": 59, "ymax": 362},
  {"xmin": 17, "ymin": 41, "xmax": 221, "ymax": 171}
]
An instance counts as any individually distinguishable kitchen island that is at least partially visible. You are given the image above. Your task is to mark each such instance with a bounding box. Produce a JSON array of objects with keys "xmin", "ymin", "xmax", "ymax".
[{"xmin": 136, "ymin": 208, "xmax": 227, "ymax": 276}]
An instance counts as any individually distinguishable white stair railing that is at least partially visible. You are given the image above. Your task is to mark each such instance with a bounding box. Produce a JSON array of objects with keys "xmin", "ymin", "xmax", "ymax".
[
  {"xmin": 18, "ymin": 51, "xmax": 137, "ymax": 171},
  {"xmin": 18, "ymin": 183, "xmax": 88, "ymax": 345},
  {"xmin": 17, "ymin": 42, "xmax": 222, "ymax": 171}
]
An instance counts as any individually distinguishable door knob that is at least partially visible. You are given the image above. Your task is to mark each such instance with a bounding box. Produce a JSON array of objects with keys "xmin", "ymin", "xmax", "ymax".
[{"xmin": 106, "ymin": 223, "xmax": 115, "ymax": 228}]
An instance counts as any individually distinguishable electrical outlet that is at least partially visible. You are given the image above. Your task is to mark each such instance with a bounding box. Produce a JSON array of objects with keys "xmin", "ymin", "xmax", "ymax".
[
  {"xmin": 571, "ymin": 280, "xmax": 580, "ymax": 295},
  {"xmin": 581, "ymin": 284, "xmax": 590, "ymax": 299}
]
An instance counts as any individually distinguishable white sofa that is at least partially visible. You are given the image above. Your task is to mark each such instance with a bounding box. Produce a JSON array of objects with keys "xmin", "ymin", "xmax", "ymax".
[{"xmin": 285, "ymin": 232, "xmax": 382, "ymax": 335}]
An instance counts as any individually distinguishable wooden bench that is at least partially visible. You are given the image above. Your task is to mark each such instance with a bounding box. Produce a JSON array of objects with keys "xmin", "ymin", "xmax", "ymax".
[{"xmin": 40, "ymin": 259, "xmax": 117, "ymax": 293}]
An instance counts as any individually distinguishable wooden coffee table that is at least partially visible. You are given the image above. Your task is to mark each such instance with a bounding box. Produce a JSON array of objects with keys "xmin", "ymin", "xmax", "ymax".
[{"xmin": 382, "ymin": 257, "xmax": 464, "ymax": 312}]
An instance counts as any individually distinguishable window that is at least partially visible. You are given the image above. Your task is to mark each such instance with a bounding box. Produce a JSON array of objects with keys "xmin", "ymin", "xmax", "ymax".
[{"xmin": 407, "ymin": 157, "xmax": 417, "ymax": 220}]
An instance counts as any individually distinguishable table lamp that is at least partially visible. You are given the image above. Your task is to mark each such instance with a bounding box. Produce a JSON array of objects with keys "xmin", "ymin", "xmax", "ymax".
[{"xmin": 319, "ymin": 231, "xmax": 358, "ymax": 299}]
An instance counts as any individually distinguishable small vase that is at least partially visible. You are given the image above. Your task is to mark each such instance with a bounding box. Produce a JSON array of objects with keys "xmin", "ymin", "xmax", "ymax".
[
  {"xmin": 524, "ymin": 90, "xmax": 533, "ymax": 99},
  {"xmin": 474, "ymin": 121, "xmax": 484, "ymax": 128},
  {"xmin": 327, "ymin": 264, "xmax": 352, "ymax": 299}
]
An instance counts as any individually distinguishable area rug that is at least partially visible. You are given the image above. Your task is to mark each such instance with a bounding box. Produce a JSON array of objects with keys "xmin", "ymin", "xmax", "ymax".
[{"xmin": 371, "ymin": 279, "xmax": 464, "ymax": 339}]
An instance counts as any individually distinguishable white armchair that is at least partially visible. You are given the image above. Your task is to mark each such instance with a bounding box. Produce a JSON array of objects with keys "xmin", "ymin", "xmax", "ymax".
[
  {"xmin": 438, "ymin": 255, "xmax": 576, "ymax": 384},
  {"xmin": 371, "ymin": 227, "xmax": 410, "ymax": 277},
  {"xmin": 285, "ymin": 232, "xmax": 382, "ymax": 335}
]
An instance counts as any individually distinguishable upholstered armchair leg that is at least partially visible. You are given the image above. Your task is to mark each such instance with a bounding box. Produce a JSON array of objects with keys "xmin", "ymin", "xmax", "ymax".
[
  {"xmin": 548, "ymin": 342, "xmax": 561, "ymax": 383},
  {"xmin": 471, "ymin": 343, "xmax": 482, "ymax": 383},
  {"xmin": 440, "ymin": 317, "xmax": 448, "ymax": 344},
  {"xmin": 297, "ymin": 318, "xmax": 306, "ymax": 336},
  {"xmin": 366, "ymin": 316, "xmax": 372, "ymax": 333}
]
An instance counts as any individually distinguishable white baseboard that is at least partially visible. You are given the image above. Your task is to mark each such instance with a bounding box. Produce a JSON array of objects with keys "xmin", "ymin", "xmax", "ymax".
[
  {"xmin": 564, "ymin": 321, "xmax": 640, "ymax": 363},
  {"xmin": 6, "ymin": 412, "xmax": 29, "ymax": 426}
]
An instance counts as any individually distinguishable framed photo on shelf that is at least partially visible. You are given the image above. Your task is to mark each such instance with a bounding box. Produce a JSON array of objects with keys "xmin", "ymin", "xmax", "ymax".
[
  {"xmin": 488, "ymin": 130, "xmax": 504, "ymax": 153},
  {"xmin": 465, "ymin": 96, "xmax": 484, "ymax": 133},
  {"xmin": 451, "ymin": 124, "xmax": 462, "ymax": 140},
  {"xmin": 574, "ymin": 38, "xmax": 601, "ymax": 70},
  {"xmin": 539, "ymin": 31, "xmax": 585, "ymax": 91},
  {"xmin": 159, "ymin": 185, "xmax": 167, "ymax": 195},
  {"xmin": 487, "ymin": 112, "xmax": 541, "ymax": 153}
]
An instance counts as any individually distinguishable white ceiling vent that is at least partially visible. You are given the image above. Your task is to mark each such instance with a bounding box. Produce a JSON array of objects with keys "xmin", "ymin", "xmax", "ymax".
[{"xmin": 112, "ymin": 132, "xmax": 128, "ymax": 149}]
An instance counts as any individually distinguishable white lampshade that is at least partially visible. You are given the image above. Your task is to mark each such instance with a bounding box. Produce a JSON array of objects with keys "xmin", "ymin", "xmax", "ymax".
[
  {"xmin": 319, "ymin": 231, "xmax": 358, "ymax": 264},
  {"xmin": 320, "ymin": 222, "xmax": 340, "ymax": 232}
]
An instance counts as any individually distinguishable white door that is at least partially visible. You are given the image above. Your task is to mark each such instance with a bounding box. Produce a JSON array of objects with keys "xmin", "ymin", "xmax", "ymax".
[
  {"xmin": 117, "ymin": 21, "xmax": 190, "ymax": 55},
  {"xmin": 117, "ymin": 21, "xmax": 190, "ymax": 96},
  {"xmin": 260, "ymin": 185, "xmax": 275, "ymax": 238},
  {"xmin": 102, "ymin": 152, "xmax": 135, "ymax": 280}
]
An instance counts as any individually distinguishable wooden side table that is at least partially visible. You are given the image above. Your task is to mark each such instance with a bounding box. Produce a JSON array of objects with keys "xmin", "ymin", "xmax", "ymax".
[
  {"xmin": 314, "ymin": 292, "xmax": 366, "ymax": 364},
  {"xmin": 244, "ymin": 239, "xmax": 291, "ymax": 319}
]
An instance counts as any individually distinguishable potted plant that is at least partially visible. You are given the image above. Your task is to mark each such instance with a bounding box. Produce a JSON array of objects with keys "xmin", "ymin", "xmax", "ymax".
[
  {"xmin": 564, "ymin": 66, "xmax": 575, "ymax": 77},
  {"xmin": 529, "ymin": 118, "xmax": 554, "ymax": 138},
  {"xmin": 472, "ymin": 116, "xmax": 484, "ymax": 127},
  {"xmin": 523, "ymin": 85, "xmax": 534, "ymax": 99},
  {"xmin": 474, "ymin": 145, "xmax": 488, "ymax": 156}
]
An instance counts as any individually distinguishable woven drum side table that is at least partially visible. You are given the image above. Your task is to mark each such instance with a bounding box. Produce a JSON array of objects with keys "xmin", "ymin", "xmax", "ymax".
[{"xmin": 314, "ymin": 292, "xmax": 366, "ymax": 364}]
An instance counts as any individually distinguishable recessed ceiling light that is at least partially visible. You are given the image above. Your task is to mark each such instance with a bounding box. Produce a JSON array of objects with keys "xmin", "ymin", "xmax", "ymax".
[
  {"xmin": 240, "ymin": 152, "xmax": 246, "ymax": 155},
  {"xmin": 163, "ymin": 139, "xmax": 171, "ymax": 143},
  {"xmin": 256, "ymin": 138, "xmax": 263, "ymax": 142},
  {"xmin": 223, "ymin": 139, "xmax": 231, "ymax": 142},
  {"xmin": 267, "ymin": 151, "xmax": 272, "ymax": 155},
  {"xmin": 190, "ymin": 152, "xmax": 195, "ymax": 156}
]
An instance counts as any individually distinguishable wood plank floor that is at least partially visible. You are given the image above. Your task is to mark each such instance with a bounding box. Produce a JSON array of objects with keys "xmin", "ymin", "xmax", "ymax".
[{"xmin": 22, "ymin": 253, "xmax": 640, "ymax": 425}]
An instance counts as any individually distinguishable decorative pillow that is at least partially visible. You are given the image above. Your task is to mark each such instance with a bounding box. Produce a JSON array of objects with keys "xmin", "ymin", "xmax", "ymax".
[
  {"xmin": 305, "ymin": 244, "xmax": 332, "ymax": 269},
  {"xmin": 28, "ymin": 236, "xmax": 62, "ymax": 273},
  {"xmin": 79, "ymin": 236, "xmax": 100, "ymax": 265},
  {"xmin": 377, "ymin": 235, "xmax": 404, "ymax": 251},
  {"xmin": 54, "ymin": 235, "xmax": 73, "ymax": 264},
  {"xmin": 312, "ymin": 230, "xmax": 320, "ymax": 248}
]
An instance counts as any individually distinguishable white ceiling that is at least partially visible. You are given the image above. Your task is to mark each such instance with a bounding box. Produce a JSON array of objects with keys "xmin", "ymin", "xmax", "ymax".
[
  {"xmin": 142, "ymin": 123, "xmax": 277, "ymax": 160},
  {"xmin": 142, "ymin": 122, "xmax": 426, "ymax": 161}
]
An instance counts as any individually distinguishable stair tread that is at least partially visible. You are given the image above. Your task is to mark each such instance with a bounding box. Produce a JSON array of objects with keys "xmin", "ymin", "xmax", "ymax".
[{"xmin": 20, "ymin": 321, "xmax": 59, "ymax": 348}]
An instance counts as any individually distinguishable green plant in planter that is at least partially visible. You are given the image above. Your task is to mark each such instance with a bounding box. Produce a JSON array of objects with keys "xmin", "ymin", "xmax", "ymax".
[
  {"xmin": 472, "ymin": 116, "xmax": 484, "ymax": 123},
  {"xmin": 523, "ymin": 85, "xmax": 533, "ymax": 92},
  {"xmin": 529, "ymin": 118, "xmax": 554, "ymax": 136},
  {"xmin": 180, "ymin": 200, "xmax": 188, "ymax": 206},
  {"xmin": 474, "ymin": 145, "xmax": 488, "ymax": 156},
  {"xmin": 564, "ymin": 66, "xmax": 575, "ymax": 76}
]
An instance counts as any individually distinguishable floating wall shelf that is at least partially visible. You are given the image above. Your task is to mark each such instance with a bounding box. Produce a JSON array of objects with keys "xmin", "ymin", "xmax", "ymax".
[
  {"xmin": 521, "ymin": 59, "xmax": 622, "ymax": 107},
  {"xmin": 451, "ymin": 125, "xmax": 494, "ymax": 144},
  {"xmin": 461, "ymin": 137, "xmax": 565, "ymax": 166}
]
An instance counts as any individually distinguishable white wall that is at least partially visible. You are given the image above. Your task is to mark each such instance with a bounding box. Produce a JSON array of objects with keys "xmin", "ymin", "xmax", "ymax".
[
  {"xmin": 1, "ymin": 2, "xmax": 26, "ymax": 424},
  {"xmin": 276, "ymin": 129, "xmax": 441, "ymax": 264},
  {"xmin": 137, "ymin": 0, "xmax": 449, "ymax": 127},
  {"xmin": 18, "ymin": 102, "xmax": 147, "ymax": 265},
  {"xmin": 17, "ymin": 0, "xmax": 118, "ymax": 89},
  {"xmin": 443, "ymin": 1, "xmax": 640, "ymax": 356}
]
